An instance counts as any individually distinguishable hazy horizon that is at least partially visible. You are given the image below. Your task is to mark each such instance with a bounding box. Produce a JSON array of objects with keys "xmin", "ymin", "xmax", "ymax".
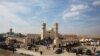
[{"xmin": 0, "ymin": 0, "xmax": 100, "ymax": 35}]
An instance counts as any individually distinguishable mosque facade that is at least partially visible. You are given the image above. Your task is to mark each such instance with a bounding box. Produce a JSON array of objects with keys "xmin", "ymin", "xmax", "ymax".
[
  {"xmin": 3, "ymin": 22, "xmax": 100, "ymax": 48},
  {"xmin": 4, "ymin": 22, "xmax": 60, "ymax": 47}
]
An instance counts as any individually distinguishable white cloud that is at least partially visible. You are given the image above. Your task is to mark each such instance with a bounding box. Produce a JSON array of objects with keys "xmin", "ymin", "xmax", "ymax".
[
  {"xmin": 92, "ymin": 0, "xmax": 100, "ymax": 6},
  {"xmin": 0, "ymin": 0, "xmax": 51, "ymax": 33},
  {"xmin": 62, "ymin": 12, "xmax": 80, "ymax": 20},
  {"xmin": 62, "ymin": 4, "xmax": 89, "ymax": 19},
  {"xmin": 0, "ymin": 1, "xmax": 32, "ymax": 33},
  {"xmin": 70, "ymin": 5, "xmax": 88, "ymax": 12}
]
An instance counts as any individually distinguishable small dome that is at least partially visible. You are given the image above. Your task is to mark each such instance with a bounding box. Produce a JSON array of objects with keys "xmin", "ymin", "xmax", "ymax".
[{"xmin": 48, "ymin": 28, "xmax": 52, "ymax": 30}]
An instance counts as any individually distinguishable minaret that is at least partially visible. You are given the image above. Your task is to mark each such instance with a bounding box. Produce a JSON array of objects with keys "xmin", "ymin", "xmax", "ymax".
[
  {"xmin": 53, "ymin": 22, "xmax": 58, "ymax": 38},
  {"xmin": 41, "ymin": 20, "xmax": 46, "ymax": 40},
  {"xmin": 53, "ymin": 22, "xmax": 60, "ymax": 46},
  {"xmin": 10, "ymin": 28, "xmax": 13, "ymax": 33}
]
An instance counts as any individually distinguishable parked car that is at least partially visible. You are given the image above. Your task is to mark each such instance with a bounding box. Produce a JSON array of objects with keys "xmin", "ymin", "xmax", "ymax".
[
  {"xmin": 71, "ymin": 47, "xmax": 79, "ymax": 53},
  {"xmin": 85, "ymin": 49, "xmax": 92, "ymax": 55},
  {"xmin": 55, "ymin": 48, "xmax": 63, "ymax": 54},
  {"xmin": 8, "ymin": 46, "xmax": 16, "ymax": 51},
  {"xmin": 28, "ymin": 46, "xmax": 32, "ymax": 50},
  {"xmin": 71, "ymin": 47, "xmax": 89, "ymax": 54},
  {"xmin": 96, "ymin": 50, "xmax": 100, "ymax": 56}
]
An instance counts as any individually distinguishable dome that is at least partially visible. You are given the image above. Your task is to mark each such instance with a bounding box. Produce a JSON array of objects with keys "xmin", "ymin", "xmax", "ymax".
[{"xmin": 48, "ymin": 28, "xmax": 52, "ymax": 30}]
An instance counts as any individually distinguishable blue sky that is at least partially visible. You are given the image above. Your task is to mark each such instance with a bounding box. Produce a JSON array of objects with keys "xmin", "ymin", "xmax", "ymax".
[{"xmin": 0, "ymin": 0, "xmax": 100, "ymax": 35}]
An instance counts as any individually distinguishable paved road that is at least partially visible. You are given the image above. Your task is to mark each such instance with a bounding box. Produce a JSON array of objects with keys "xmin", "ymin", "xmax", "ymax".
[
  {"xmin": 16, "ymin": 48, "xmax": 41, "ymax": 56},
  {"xmin": 16, "ymin": 48, "xmax": 76, "ymax": 56}
]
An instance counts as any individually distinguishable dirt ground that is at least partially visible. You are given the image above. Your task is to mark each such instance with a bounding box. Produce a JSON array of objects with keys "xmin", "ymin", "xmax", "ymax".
[
  {"xmin": 0, "ymin": 46, "xmax": 100, "ymax": 56},
  {"xmin": 0, "ymin": 49, "xmax": 24, "ymax": 56}
]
